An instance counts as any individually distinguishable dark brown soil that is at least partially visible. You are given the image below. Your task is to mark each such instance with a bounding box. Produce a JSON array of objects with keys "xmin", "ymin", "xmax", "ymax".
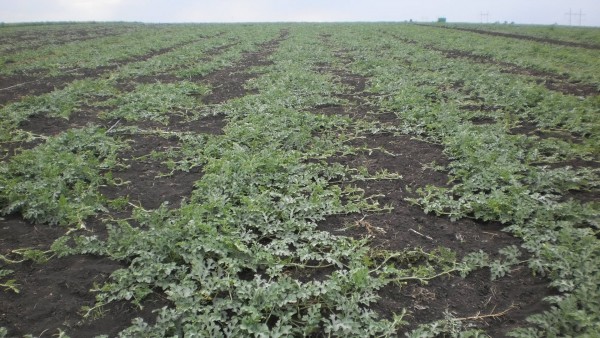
[
  {"xmin": 469, "ymin": 116, "xmax": 497, "ymax": 125},
  {"xmin": 0, "ymin": 31, "xmax": 287, "ymax": 338},
  {"xmin": 18, "ymin": 106, "xmax": 104, "ymax": 137},
  {"xmin": 99, "ymin": 133, "xmax": 201, "ymax": 210},
  {"xmin": 0, "ymin": 215, "xmax": 167, "ymax": 337},
  {"xmin": 419, "ymin": 24, "xmax": 600, "ymax": 50},
  {"xmin": 510, "ymin": 121, "xmax": 585, "ymax": 144}
]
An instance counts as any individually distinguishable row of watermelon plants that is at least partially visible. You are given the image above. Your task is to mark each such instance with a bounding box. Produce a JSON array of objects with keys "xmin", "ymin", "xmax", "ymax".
[
  {"xmin": 438, "ymin": 23, "xmax": 600, "ymax": 46},
  {"xmin": 323, "ymin": 23, "xmax": 599, "ymax": 336},
  {"xmin": 394, "ymin": 24, "xmax": 600, "ymax": 85},
  {"xmin": 0, "ymin": 24, "xmax": 284, "ymax": 144},
  {"xmin": 0, "ymin": 22, "xmax": 140, "ymax": 55},
  {"xmin": 0, "ymin": 24, "xmax": 216, "ymax": 76}
]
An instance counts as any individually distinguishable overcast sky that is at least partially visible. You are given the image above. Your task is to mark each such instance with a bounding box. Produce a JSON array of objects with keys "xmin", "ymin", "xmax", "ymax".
[{"xmin": 1, "ymin": 0, "xmax": 599, "ymax": 26}]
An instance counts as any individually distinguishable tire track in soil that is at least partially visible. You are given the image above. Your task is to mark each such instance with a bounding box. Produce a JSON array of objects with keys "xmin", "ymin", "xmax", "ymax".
[
  {"xmin": 417, "ymin": 24, "xmax": 600, "ymax": 50},
  {"xmin": 0, "ymin": 33, "xmax": 223, "ymax": 106},
  {"xmin": 313, "ymin": 39, "xmax": 551, "ymax": 336},
  {"xmin": 0, "ymin": 31, "xmax": 289, "ymax": 338},
  {"xmin": 392, "ymin": 35, "xmax": 598, "ymax": 97}
]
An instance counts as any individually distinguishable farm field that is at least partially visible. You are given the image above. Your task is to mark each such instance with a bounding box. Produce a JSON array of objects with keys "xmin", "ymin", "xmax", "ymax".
[{"xmin": 0, "ymin": 22, "xmax": 599, "ymax": 337}]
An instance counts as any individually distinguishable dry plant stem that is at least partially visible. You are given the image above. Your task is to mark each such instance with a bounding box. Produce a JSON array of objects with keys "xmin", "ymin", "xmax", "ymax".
[
  {"xmin": 357, "ymin": 218, "xmax": 386, "ymax": 235},
  {"xmin": 455, "ymin": 303, "xmax": 517, "ymax": 322},
  {"xmin": 481, "ymin": 231, "xmax": 499, "ymax": 238},
  {"xmin": 409, "ymin": 228, "xmax": 433, "ymax": 240},
  {"xmin": 106, "ymin": 119, "xmax": 121, "ymax": 134},
  {"xmin": 392, "ymin": 266, "xmax": 459, "ymax": 284},
  {"xmin": 0, "ymin": 80, "xmax": 38, "ymax": 91},
  {"xmin": 0, "ymin": 254, "xmax": 23, "ymax": 264}
]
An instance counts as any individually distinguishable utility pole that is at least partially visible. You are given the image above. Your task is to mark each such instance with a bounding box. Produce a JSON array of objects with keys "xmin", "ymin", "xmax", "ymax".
[
  {"xmin": 480, "ymin": 11, "xmax": 489, "ymax": 23},
  {"xmin": 566, "ymin": 8, "xmax": 572, "ymax": 26},
  {"xmin": 576, "ymin": 9, "xmax": 585, "ymax": 26}
]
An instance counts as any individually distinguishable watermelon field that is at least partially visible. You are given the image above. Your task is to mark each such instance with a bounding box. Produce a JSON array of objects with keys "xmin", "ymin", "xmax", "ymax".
[{"xmin": 0, "ymin": 22, "xmax": 599, "ymax": 337}]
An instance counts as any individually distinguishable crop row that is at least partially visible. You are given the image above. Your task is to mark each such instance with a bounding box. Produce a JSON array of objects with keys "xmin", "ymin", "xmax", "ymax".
[
  {"xmin": 0, "ymin": 24, "xmax": 284, "ymax": 145},
  {"xmin": 0, "ymin": 22, "xmax": 141, "ymax": 55},
  {"xmin": 1, "ymin": 24, "xmax": 221, "ymax": 76},
  {"xmin": 390, "ymin": 24, "xmax": 600, "ymax": 85},
  {"xmin": 438, "ymin": 23, "xmax": 600, "ymax": 47}
]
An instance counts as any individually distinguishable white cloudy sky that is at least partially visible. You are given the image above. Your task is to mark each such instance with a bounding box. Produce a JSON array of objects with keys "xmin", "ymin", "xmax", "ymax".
[{"xmin": 1, "ymin": 0, "xmax": 599, "ymax": 26}]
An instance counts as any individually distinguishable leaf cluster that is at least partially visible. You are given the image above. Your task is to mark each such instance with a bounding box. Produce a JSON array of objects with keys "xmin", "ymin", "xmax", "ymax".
[{"xmin": 0, "ymin": 126, "xmax": 125, "ymax": 226}]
